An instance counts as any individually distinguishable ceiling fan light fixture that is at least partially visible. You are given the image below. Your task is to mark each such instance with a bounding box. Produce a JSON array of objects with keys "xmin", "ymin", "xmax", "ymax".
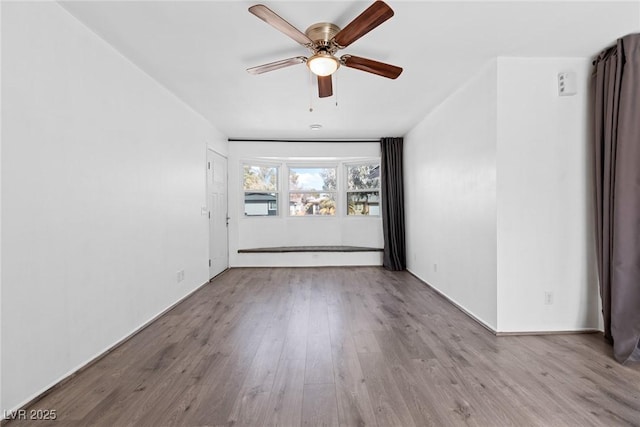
[
  {"xmin": 307, "ymin": 53, "xmax": 339, "ymax": 76},
  {"xmin": 247, "ymin": 2, "xmax": 402, "ymax": 97}
]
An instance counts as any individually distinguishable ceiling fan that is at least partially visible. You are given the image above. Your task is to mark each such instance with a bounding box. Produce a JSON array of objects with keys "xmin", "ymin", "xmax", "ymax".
[{"xmin": 246, "ymin": 1, "xmax": 403, "ymax": 98}]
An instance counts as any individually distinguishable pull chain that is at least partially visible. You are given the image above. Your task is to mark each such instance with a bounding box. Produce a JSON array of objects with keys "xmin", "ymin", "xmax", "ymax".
[
  {"xmin": 309, "ymin": 69, "xmax": 314, "ymax": 112},
  {"xmin": 334, "ymin": 71, "xmax": 339, "ymax": 107}
]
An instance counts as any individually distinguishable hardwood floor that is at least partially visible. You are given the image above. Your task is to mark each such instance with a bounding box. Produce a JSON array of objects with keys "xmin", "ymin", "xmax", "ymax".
[{"xmin": 7, "ymin": 267, "xmax": 640, "ymax": 426}]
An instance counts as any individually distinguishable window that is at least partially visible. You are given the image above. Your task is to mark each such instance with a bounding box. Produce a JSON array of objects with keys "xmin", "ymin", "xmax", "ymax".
[
  {"xmin": 289, "ymin": 167, "xmax": 337, "ymax": 216},
  {"xmin": 243, "ymin": 164, "xmax": 278, "ymax": 216},
  {"xmin": 346, "ymin": 163, "xmax": 381, "ymax": 216},
  {"xmin": 240, "ymin": 159, "xmax": 381, "ymax": 218}
]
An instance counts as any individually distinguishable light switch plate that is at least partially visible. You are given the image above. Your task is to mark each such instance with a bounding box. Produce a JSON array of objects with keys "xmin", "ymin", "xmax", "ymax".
[{"xmin": 558, "ymin": 72, "xmax": 577, "ymax": 96}]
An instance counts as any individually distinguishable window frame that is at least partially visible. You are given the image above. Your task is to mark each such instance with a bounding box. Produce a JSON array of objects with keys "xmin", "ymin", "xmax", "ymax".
[
  {"xmin": 344, "ymin": 160, "xmax": 382, "ymax": 217},
  {"xmin": 287, "ymin": 163, "xmax": 339, "ymax": 217},
  {"xmin": 241, "ymin": 161, "xmax": 281, "ymax": 218}
]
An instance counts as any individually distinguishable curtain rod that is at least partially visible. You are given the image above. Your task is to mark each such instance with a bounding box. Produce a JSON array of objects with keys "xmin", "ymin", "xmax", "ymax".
[{"xmin": 228, "ymin": 138, "xmax": 380, "ymax": 143}]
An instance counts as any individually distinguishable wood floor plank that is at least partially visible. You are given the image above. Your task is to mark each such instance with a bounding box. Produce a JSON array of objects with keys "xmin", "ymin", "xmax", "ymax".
[
  {"xmin": 282, "ymin": 329, "xmax": 308, "ymax": 361},
  {"xmin": 237, "ymin": 327, "xmax": 287, "ymax": 394},
  {"xmin": 357, "ymin": 352, "xmax": 417, "ymax": 427},
  {"xmin": 328, "ymin": 305, "xmax": 378, "ymax": 427},
  {"xmin": 373, "ymin": 330, "xmax": 451, "ymax": 426},
  {"xmin": 263, "ymin": 358, "xmax": 306, "ymax": 426},
  {"xmin": 8, "ymin": 266, "xmax": 640, "ymax": 427},
  {"xmin": 352, "ymin": 330, "xmax": 381, "ymax": 354},
  {"xmin": 308, "ymin": 287, "xmax": 330, "ymax": 336},
  {"xmin": 301, "ymin": 383, "xmax": 339, "ymax": 427},
  {"xmin": 305, "ymin": 333, "xmax": 334, "ymax": 385},
  {"xmin": 226, "ymin": 391, "xmax": 271, "ymax": 427}
]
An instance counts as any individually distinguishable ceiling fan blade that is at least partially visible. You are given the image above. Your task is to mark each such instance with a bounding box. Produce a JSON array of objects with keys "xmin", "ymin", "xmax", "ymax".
[
  {"xmin": 332, "ymin": 1, "xmax": 394, "ymax": 48},
  {"xmin": 341, "ymin": 55, "xmax": 402, "ymax": 79},
  {"xmin": 247, "ymin": 56, "xmax": 307, "ymax": 75},
  {"xmin": 318, "ymin": 75, "xmax": 333, "ymax": 98},
  {"xmin": 249, "ymin": 4, "xmax": 313, "ymax": 47}
]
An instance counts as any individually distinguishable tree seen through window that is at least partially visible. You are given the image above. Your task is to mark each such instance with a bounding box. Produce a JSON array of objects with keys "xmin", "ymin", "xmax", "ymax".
[{"xmin": 289, "ymin": 167, "xmax": 336, "ymax": 216}]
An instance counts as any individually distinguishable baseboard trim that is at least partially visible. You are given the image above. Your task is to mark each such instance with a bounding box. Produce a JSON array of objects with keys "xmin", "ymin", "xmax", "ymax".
[
  {"xmin": 496, "ymin": 329, "xmax": 602, "ymax": 337},
  {"xmin": 1, "ymin": 274, "xmax": 221, "ymax": 424},
  {"xmin": 406, "ymin": 269, "xmax": 602, "ymax": 338},
  {"xmin": 406, "ymin": 269, "xmax": 498, "ymax": 335},
  {"xmin": 209, "ymin": 267, "xmax": 230, "ymax": 282}
]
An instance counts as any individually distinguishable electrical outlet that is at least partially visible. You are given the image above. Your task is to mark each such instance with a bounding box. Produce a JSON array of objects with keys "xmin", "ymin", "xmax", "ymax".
[
  {"xmin": 544, "ymin": 291, "xmax": 553, "ymax": 305},
  {"xmin": 176, "ymin": 270, "xmax": 185, "ymax": 283},
  {"xmin": 433, "ymin": 263, "xmax": 438, "ymax": 273}
]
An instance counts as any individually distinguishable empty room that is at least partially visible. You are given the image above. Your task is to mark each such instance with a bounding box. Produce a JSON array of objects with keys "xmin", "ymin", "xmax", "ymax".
[{"xmin": 2, "ymin": 0, "xmax": 640, "ymax": 425}]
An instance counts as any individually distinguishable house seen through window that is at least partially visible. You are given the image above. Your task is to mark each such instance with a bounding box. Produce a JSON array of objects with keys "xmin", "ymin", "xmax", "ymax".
[
  {"xmin": 289, "ymin": 167, "xmax": 337, "ymax": 216},
  {"xmin": 243, "ymin": 165, "xmax": 278, "ymax": 216},
  {"xmin": 347, "ymin": 163, "xmax": 380, "ymax": 216}
]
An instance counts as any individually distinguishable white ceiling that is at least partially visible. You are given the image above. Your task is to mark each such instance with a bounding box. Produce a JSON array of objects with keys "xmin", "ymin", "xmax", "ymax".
[{"xmin": 59, "ymin": 1, "xmax": 639, "ymax": 140}]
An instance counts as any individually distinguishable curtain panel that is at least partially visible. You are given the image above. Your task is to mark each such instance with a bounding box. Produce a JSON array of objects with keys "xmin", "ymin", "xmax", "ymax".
[
  {"xmin": 593, "ymin": 33, "xmax": 640, "ymax": 364},
  {"xmin": 380, "ymin": 137, "xmax": 406, "ymax": 271}
]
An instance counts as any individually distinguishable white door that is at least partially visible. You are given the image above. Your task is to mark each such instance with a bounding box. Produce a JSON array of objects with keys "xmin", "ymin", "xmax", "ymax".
[{"xmin": 208, "ymin": 149, "xmax": 228, "ymax": 278}]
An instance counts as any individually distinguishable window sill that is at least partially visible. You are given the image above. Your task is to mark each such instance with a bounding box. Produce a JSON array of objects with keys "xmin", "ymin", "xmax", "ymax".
[{"xmin": 238, "ymin": 246, "xmax": 383, "ymax": 253}]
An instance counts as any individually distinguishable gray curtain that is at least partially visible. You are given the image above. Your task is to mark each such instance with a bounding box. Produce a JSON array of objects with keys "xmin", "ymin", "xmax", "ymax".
[
  {"xmin": 593, "ymin": 33, "xmax": 640, "ymax": 364},
  {"xmin": 380, "ymin": 137, "xmax": 405, "ymax": 271}
]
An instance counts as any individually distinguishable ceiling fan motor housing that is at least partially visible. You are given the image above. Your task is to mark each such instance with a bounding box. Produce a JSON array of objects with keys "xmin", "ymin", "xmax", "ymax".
[{"xmin": 305, "ymin": 22, "xmax": 341, "ymax": 54}]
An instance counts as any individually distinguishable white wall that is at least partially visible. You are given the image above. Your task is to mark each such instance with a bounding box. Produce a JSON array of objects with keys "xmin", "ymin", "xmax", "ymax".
[
  {"xmin": 405, "ymin": 61, "xmax": 498, "ymax": 330},
  {"xmin": 405, "ymin": 57, "xmax": 601, "ymax": 333},
  {"xmin": 496, "ymin": 57, "xmax": 599, "ymax": 332},
  {"xmin": 207, "ymin": 129, "xmax": 227, "ymax": 156},
  {"xmin": 0, "ymin": 0, "xmax": 3, "ymax": 415},
  {"xmin": 1, "ymin": 2, "xmax": 226, "ymax": 413},
  {"xmin": 228, "ymin": 141, "xmax": 383, "ymax": 267}
]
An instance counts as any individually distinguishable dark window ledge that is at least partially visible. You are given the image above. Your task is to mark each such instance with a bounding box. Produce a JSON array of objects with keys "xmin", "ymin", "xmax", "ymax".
[{"xmin": 238, "ymin": 246, "xmax": 383, "ymax": 253}]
